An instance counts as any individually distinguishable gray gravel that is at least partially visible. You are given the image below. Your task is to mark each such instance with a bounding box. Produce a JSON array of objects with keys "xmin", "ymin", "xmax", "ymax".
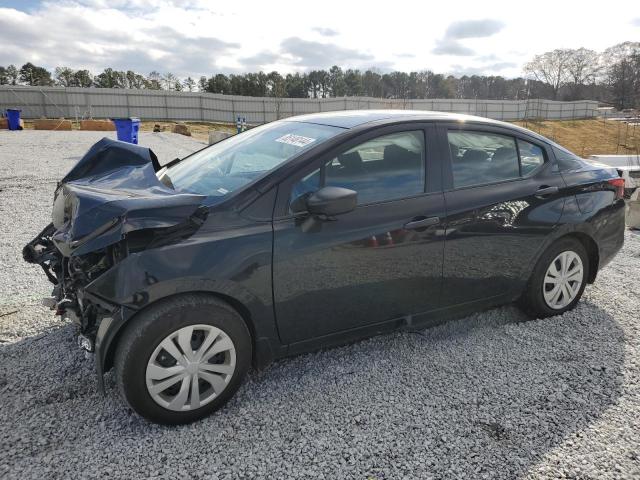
[{"xmin": 1, "ymin": 130, "xmax": 639, "ymax": 479}]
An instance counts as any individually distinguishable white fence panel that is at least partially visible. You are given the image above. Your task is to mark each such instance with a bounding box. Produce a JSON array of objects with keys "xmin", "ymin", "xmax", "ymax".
[{"xmin": 0, "ymin": 86, "xmax": 600, "ymax": 123}]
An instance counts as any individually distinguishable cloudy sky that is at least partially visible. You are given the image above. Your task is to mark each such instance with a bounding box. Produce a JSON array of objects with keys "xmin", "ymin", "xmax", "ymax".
[{"xmin": 0, "ymin": 0, "xmax": 638, "ymax": 78}]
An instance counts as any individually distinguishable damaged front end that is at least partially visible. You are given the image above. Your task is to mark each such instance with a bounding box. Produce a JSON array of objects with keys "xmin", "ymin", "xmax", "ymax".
[
  {"xmin": 23, "ymin": 138, "xmax": 208, "ymax": 388},
  {"xmin": 23, "ymin": 223, "xmax": 128, "ymax": 351}
]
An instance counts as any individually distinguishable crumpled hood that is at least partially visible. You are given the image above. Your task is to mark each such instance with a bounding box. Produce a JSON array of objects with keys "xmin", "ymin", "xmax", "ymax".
[{"xmin": 52, "ymin": 137, "xmax": 206, "ymax": 256}]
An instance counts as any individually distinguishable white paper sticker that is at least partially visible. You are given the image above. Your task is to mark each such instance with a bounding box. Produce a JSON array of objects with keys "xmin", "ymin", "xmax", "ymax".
[
  {"xmin": 275, "ymin": 134, "xmax": 316, "ymax": 148},
  {"xmin": 216, "ymin": 187, "xmax": 229, "ymax": 194}
]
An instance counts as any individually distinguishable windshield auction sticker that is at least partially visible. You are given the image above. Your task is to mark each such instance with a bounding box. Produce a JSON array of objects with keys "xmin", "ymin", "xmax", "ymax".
[{"xmin": 275, "ymin": 134, "xmax": 316, "ymax": 148}]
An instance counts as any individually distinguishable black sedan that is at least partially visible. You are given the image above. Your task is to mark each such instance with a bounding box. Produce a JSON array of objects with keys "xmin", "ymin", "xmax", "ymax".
[{"xmin": 24, "ymin": 110, "xmax": 625, "ymax": 424}]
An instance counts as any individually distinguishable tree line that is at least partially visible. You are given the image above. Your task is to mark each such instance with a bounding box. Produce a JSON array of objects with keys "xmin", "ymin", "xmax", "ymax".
[{"xmin": 0, "ymin": 41, "xmax": 638, "ymax": 109}]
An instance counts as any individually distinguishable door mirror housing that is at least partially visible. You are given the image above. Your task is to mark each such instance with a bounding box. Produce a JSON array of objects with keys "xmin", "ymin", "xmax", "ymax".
[{"xmin": 304, "ymin": 186, "xmax": 357, "ymax": 216}]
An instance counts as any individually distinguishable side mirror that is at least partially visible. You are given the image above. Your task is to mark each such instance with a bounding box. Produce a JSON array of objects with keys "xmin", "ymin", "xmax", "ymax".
[{"xmin": 306, "ymin": 186, "xmax": 357, "ymax": 216}]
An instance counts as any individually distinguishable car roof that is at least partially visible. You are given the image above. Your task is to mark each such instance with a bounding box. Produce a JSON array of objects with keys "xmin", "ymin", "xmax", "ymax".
[
  {"xmin": 285, "ymin": 109, "xmax": 551, "ymax": 145},
  {"xmin": 285, "ymin": 109, "xmax": 508, "ymax": 129}
]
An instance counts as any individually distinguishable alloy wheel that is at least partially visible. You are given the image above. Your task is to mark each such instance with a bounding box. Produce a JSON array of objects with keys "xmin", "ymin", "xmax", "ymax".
[{"xmin": 145, "ymin": 324, "xmax": 236, "ymax": 411}]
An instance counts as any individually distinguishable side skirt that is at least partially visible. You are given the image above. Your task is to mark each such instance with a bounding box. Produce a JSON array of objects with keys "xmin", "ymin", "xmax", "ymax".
[{"xmin": 283, "ymin": 293, "xmax": 516, "ymax": 358}]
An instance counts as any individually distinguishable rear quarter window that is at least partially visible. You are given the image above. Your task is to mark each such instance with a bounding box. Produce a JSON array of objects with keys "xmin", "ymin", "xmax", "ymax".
[{"xmin": 552, "ymin": 145, "xmax": 585, "ymax": 171}]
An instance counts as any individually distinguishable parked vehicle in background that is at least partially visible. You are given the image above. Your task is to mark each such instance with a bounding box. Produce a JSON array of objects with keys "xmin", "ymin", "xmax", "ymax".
[
  {"xmin": 586, "ymin": 154, "xmax": 640, "ymax": 228},
  {"xmin": 586, "ymin": 154, "xmax": 640, "ymax": 197},
  {"xmin": 23, "ymin": 111, "xmax": 626, "ymax": 424}
]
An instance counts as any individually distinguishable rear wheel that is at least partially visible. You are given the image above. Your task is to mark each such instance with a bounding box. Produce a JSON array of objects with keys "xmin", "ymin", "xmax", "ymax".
[
  {"xmin": 114, "ymin": 294, "xmax": 251, "ymax": 425},
  {"xmin": 519, "ymin": 237, "xmax": 589, "ymax": 318}
]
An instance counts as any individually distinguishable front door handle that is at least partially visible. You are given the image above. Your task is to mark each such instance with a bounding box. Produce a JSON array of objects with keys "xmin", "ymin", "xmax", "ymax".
[
  {"xmin": 404, "ymin": 216, "xmax": 440, "ymax": 230},
  {"xmin": 535, "ymin": 185, "xmax": 559, "ymax": 197}
]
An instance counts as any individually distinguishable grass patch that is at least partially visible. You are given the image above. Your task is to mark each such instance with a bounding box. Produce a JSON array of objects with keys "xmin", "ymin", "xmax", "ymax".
[{"xmin": 512, "ymin": 119, "xmax": 640, "ymax": 157}]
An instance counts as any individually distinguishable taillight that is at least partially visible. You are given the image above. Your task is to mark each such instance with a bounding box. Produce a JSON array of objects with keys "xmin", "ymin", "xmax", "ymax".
[{"xmin": 607, "ymin": 177, "xmax": 625, "ymax": 199}]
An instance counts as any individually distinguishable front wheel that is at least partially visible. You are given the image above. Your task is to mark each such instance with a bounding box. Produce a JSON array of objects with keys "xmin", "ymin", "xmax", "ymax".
[
  {"xmin": 114, "ymin": 294, "xmax": 252, "ymax": 425},
  {"xmin": 519, "ymin": 237, "xmax": 589, "ymax": 318}
]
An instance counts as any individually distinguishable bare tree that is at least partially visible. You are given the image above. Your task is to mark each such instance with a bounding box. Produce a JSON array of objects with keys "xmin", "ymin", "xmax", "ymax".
[
  {"xmin": 161, "ymin": 72, "xmax": 177, "ymax": 90},
  {"xmin": 601, "ymin": 42, "xmax": 640, "ymax": 109},
  {"xmin": 524, "ymin": 49, "xmax": 573, "ymax": 99},
  {"xmin": 607, "ymin": 49, "xmax": 640, "ymax": 109},
  {"xmin": 565, "ymin": 48, "xmax": 600, "ymax": 99},
  {"xmin": 146, "ymin": 71, "xmax": 162, "ymax": 90},
  {"xmin": 601, "ymin": 41, "xmax": 640, "ymax": 65}
]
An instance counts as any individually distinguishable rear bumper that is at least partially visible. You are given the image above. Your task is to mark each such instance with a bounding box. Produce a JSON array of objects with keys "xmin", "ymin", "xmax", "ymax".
[{"xmin": 597, "ymin": 199, "xmax": 626, "ymax": 271}]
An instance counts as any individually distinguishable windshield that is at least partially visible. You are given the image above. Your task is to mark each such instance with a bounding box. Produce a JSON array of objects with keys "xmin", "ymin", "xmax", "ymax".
[{"xmin": 164, "ymin": 121, "xmax": 343, "ymax": 196}]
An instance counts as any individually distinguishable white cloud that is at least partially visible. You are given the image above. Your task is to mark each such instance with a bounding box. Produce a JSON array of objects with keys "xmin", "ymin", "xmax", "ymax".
[
  {"xmin": 433, "ymin": 39, "xmax": 476, "ymax": 56},
  {"xmin": 432, "ymin": 19, "xmax": 505, "ymax": 57},
  {"xmin": 450, "ymin": 61, "xmax": 517, "ymax": 77},
  {"xmin": 312, "ymin": 27, "xmax": 339, "ymax": 37},
  {"xmin": 280, "ymin": 37, "xmax": 374, "ymax": 68},
  {"xmin": 444, "ymin": 19, "xmax": 505, "ymax": 39},
  {"xmin": 0, "ymin": 0, "xmax": 638, "ymax": 78},
  {"xmin": 0, "ymin": 3, "xmax": 238, "ymax": 76}
]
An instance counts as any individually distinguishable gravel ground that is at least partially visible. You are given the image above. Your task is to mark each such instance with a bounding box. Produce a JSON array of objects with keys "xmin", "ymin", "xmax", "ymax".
[{"xmin": 1, "ymin": 130, "xmax": 639, "ymax": 479}]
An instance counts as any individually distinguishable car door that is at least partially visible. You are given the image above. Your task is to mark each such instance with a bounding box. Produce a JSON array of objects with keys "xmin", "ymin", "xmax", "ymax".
[
  {"xmin": 272, "ymin": 124, "xmax": 445, "ymax": 345},
  {"xmin": 438, "ymin": 123, "xmax": 566, "ymax": 306}
]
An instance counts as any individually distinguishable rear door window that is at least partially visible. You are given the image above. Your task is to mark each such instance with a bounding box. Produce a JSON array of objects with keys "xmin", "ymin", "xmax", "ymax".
[
  {"xmin": 518, "ymin": 139, "xmax": 545, "ymax": 175},
  {"xmin": 448, "ymin": 131, "xmax": 519, "ymax": 188}
]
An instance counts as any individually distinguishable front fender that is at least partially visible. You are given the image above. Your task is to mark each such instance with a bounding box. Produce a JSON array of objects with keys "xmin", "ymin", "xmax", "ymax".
[
  {"xmin": 87, "ymin": 231, "xmax": 281, "ymax": 375},
  {"xmin": 93, "ymin": 304, "xmax": 134, "ymax": 392}
]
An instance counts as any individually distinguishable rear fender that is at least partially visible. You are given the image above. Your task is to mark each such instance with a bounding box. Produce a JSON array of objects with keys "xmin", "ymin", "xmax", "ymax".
[{"xmin": 523, "ymin": 193, "xmax": 624, "ymax": 286}]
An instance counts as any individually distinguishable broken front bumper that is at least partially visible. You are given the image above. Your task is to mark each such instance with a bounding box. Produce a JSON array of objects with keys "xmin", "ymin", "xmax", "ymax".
[
  {"xmin": 41, "ymin": 288, "xmax": 133, "ymax": 393},
  {"xmin": 24, "ymin": 225, "xmax": 134, "ymax": 392}
]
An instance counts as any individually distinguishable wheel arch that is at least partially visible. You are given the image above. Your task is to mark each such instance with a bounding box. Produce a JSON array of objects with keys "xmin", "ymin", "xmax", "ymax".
[
  {"xmin": 101, "ymin": 290, "xmax": 276, "ymax": 375},
  {"xmin": 561, "ymin": 232, "xmax": 599, "ymax": 283},
  {"xmin": 522, "ymin": 228, "xmax": 600, "ymax": 296}
]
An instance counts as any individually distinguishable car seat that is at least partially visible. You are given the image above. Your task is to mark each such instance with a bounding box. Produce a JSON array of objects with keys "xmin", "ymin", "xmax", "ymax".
[{"xmin": 490, "ymin": 147, "xmax": 519, "ymax": 179}]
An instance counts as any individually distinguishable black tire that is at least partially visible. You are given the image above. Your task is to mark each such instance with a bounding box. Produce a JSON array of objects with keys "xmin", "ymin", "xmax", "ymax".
[
  {"xmin": 519, "ymin": 237, "xmax": 590, "ymax": 319},
  {"xmin": 114, "ymin": 293, "xmax": 251, "ymax": 425}
]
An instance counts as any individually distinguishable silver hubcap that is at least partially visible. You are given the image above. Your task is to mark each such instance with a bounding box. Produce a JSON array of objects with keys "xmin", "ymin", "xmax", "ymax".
[
  {"xmin": 543, "ymin": 250, "xmax": 584, "ymax": 310},
  {"xmin": 145, "ymin": 324, "xmax": 236, "ymax": 412}
]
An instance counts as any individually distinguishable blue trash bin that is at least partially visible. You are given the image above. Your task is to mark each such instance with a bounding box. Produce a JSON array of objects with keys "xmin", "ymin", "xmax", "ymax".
[
  {"xmin": 112, "ymin": 117, "xmax": 141, "ymax": 144},
  {"xmin": 6, "ymin": 109, "xmax": 22, "ymax": 130}
]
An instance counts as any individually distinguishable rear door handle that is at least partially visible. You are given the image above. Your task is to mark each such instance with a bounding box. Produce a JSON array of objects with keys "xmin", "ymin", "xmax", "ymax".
[
  {"xmin": 535, "ymin": 186, "xmax": 559, "ymax": 197},
  {"xmin": 404, "ymin": 216, "xmax": 440, "ymax": 230}
]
